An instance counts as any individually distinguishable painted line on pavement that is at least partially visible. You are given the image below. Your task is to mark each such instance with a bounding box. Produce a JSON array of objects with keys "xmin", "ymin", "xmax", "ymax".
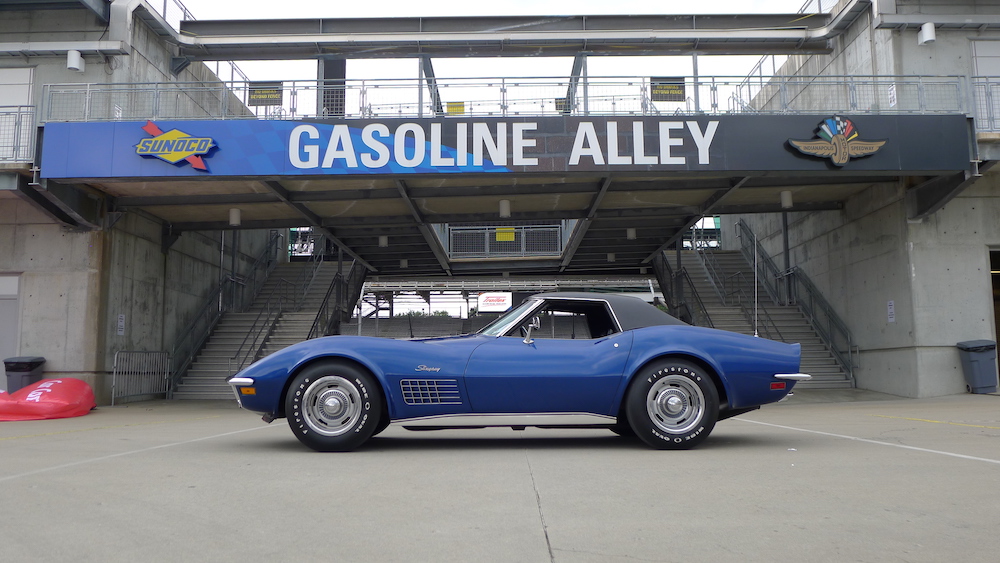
[
  {"xmin": 871, "ymin": 414, "xmax": 1000, "ymax": 430},
  {"xmin": 0, "ymin": 425, "xmax": 279, "ymax": 484},
  {"xmin": 739, "ymin": 419, "xmax": 1000, "ymax": 465},
  {"xmin": 0, "ymin": 415, "xmax": 223, "ymax": 442}
]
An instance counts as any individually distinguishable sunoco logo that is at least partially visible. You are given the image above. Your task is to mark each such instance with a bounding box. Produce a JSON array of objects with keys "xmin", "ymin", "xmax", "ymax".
[{"xmin": 135, "ymin": 120, "xmax": 216, "ymax": 171}]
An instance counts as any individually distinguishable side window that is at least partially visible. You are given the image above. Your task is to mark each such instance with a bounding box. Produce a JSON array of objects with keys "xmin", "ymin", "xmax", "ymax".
[{"xmin": 509, "ymin": 300, "xmax": 618, "ymax": 340}]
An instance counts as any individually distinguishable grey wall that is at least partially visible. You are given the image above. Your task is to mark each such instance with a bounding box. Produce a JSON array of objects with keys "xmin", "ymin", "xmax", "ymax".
[
  {"xmin": 725, "ymin": 0, "xmax": 1000, "ymax": 397},
  {"xmin": 101, "ymin": 212, "xmax": 271, "ymax": 392},
  {"xmin": 0, "ymin": 5, "xmax": 266, "ymax": 402},
  {"xmin": 0, "ymin": 195, "xmax": 104, "ymax": 387}
]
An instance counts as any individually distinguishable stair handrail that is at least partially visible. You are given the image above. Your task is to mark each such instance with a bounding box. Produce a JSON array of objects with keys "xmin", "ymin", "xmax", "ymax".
[
  {"xmin": 677, "ymin": 267, "xmax": 714, "ymax": 328},
  {"xmin": 650, "ymin": 251, "xmax": 713, "ymax": 327},
  {"xmin": 168, "ymin": 231, "xmax": 284, "ymax": 386},
  {"xmin": 734, "ymin": 220, "xmax": 785, "ymax": 305},
  {"xmin": 650, "ymin": 251, "xmax": 676, "ymax": 312},
  {"xmin": 735, "ymin": 219, "xmax": 855, "ymax": 379},
  {"xmin": 785, "ymin": 266, "xmax": 856, "ymax": 379},
  {"xmin": 696, "ymin": 248, "xmax": 729, "ymax": 304},
  {"xmin": 724, "ymin": 270, "xmax": 784, "ymax": 341},
  {"xmin": 307, "ymin": 271, "xmax": 344, "ymax": 340},
  {"xmin": 233, "ymin": 230, "xmax": 284, "ymax": 311},
  {"xmin": 288, "ymin": 233, "xmax": 329, "ymax": 311},
  {"xmin": 308, "ymin": 260, "xmax": 366, "ymax": 339},
  {"xmin": 229, "ymin": 279, "xmax": 293, "ymax": 373}
]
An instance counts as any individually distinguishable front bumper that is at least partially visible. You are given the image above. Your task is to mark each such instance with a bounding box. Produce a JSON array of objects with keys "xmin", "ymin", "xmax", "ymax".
[{"xmin": 227, "ymin": 377, "xmax": 255, "ymax": 407}]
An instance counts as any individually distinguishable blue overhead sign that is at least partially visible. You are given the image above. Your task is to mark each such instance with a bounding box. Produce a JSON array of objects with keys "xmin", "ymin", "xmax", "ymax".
[{"xmin": 39, "ymin": 115, "xmax": 973, "ymax": 179}]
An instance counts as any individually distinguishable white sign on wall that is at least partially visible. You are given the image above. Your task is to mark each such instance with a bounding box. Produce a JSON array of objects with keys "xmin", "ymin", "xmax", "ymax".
[
  {"xmin": 887, "ymin": 300, "xmax": 896, "ymax": 323},
  {"xmin": 117, "ymin": 314, "xmax": 126, "ymax": 336},
  {"xmin": 478, "ymin": 292, "xmax": 513, "ymax": 313}
]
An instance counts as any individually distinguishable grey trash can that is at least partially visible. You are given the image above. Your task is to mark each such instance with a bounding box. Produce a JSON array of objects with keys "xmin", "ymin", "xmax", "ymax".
[
  {"xmin": 956, "ymin": 341, "xmax": 998, "ymax": 394},
  {"xmin": 3, "ymin": 356, "xmax": 46, "ymax": 394}
]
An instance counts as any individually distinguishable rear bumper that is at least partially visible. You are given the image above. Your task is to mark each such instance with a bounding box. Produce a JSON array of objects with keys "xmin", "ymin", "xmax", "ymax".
[{"xmin": 774, "ymin": 373, "xmax": 812, "ymax": 381}]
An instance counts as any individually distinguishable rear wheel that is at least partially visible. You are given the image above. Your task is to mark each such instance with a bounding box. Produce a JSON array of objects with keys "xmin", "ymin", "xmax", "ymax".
[
  {"xmin": 285, "ymin": 361, "xmax": 383, "ymax": 452},
  {"xmin": 625, "ymin": 359, "xmax": 719, "ymax": 449}
]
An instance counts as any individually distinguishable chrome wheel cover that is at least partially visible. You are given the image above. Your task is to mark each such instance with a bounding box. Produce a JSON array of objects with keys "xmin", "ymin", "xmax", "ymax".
[
  {"xmin": 646, "ymin": 373, "xmax": 705, "ymax": 434},
  {"xmin": 301, "ymin": 376, "xmax": 363, "ymax": 437}
]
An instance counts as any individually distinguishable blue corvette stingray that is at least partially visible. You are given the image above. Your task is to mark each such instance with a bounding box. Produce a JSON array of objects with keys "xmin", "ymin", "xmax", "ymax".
[{"xmin": 228, "ymin": 292, "xmax": 809, "ymax": 451}]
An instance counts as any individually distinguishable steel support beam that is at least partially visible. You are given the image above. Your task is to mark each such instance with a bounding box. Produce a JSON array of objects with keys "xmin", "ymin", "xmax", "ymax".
[
  {"xmin": 262, "ymin": 180, "xmax": 376, "ymax": 271},
  {"xmin": 395, "ymin": 179, "xmax": 452, "ymax": 275},
  {"xmin": 642, "ymin": 177, "xmax": 749, "ymax": 263},
  {"xmin": 559, "ymin": 177, "xmax": 612, "ymax": 272},
  {"xmin": 905, "ymin": 162, "xmax": 996, "ymax": 221},
  {"xmin": 175, "ymin": 6, "xmax": 876, "ymax": 60},
  {"xmin": 1, "ymin": 174, "xmax": 102, "ymax": 230},
  {"xmin": 421, "ymin": 57, "xmax": 445, "ymax": 116},
  {"xmin": 564, "ymin": 54, "xmax": 586, "ymax": 115}
]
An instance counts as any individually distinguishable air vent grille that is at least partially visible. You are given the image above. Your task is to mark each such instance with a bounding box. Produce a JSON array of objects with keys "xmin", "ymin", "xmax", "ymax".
[{"xmin": 400, "ymin": 379, "xmax": 462, "ymax": 405}]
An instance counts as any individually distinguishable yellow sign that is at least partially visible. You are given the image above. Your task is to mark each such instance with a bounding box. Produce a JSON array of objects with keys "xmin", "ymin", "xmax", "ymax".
[
  {"xmin": 447, "ymin": 102, "xmax": 465, "ymax": 115},
  {"xmin": 495, "ymin": 227, "xmax": 515, "ymax": 242},
  {"xmin": 651, "ymin": 77, "xmax": 686, "ymax": 102},
  {"xmin": 248, "ymin": 82, "xmax": 283, "ymax": 107}
]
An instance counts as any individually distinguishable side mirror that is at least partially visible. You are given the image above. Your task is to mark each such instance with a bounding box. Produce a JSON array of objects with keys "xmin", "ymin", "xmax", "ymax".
[{"xmin": 522, "ymin": 316, "xmax": 541, "ymax": 344}]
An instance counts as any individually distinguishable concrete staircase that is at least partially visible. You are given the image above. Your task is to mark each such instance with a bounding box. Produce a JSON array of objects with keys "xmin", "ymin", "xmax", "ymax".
[
  {"xmin": 675, "ymin": 250, "xmax": 853, "ymax": 389},
  {"xmin": 173, "ymin": 261, "xmax": 337, "ymax": 400}
]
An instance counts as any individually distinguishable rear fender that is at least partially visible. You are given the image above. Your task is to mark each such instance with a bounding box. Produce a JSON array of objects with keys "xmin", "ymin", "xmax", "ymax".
[{"xmin": 614, "ymin": 352, "xmax": 732, "ymax": 418}]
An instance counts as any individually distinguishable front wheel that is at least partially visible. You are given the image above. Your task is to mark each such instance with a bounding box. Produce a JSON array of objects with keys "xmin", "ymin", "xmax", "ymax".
[
  {"xmin": 625, "ymin": 359, "xmax": 719, "ymax": 450},
  {"xmin": 285, "ymin": 361, "xmax": 383, "ymax": 452}
]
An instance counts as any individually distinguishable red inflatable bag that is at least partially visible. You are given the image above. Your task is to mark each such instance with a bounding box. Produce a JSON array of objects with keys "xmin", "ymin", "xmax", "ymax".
[{"xmin": 0, "ymin": 378, "xmax": 97, "ymax": 421}]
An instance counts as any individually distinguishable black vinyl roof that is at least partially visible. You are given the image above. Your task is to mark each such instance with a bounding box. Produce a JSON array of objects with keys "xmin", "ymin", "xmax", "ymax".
[{"xmin": 527, "ymin": 292, "xmax": 687, "ymax": 330}]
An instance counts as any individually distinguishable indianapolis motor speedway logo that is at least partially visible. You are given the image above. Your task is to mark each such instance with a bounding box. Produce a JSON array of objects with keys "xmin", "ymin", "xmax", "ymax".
[
  {"xmin": 135, "ymin": 121, "xmax": 216, "ymax": 171},
  {"xmin": 788, "ymin": 116, "xmax": 886, "ymax": 166}
]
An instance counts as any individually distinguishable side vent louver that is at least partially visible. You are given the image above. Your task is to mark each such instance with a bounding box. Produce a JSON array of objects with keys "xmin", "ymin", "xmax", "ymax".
[{"xmin": 400, "ymin": 379, "xmax": 462, "ymax": 405}]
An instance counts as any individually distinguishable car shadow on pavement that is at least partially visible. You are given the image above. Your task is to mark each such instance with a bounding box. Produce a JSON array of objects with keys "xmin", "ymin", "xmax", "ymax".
[{"xmin": 243, "ymin": 430, "xmax": 780, "ymax": 453}]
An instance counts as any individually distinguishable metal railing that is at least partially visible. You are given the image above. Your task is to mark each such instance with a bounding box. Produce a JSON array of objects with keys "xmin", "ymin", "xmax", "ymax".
[
  {"xmin": 685, "ymin": 226, "xmax": 721, "ymax": 250},
  {"xmin": 168, "ymin": 231, "xmax": 283, "ymax": 386},
  {"xmin": 737, "ymin": 75, "xmax": 967, "ymax": 116},
  {"xmin": 650, "ymin": 250, "xmax": 713, "ymax": 328},
  {"xmin": 449, "ymin": 224, "xmax": 563, "ymax": 259},
  {"xmin": 676, "ymin": 267, "xmax": 714, "ymax": 329},
  {"xmin": 735, "ymin": 219, "xmax": 856, "ymax": 378},
  {"xmin": 0, "ymin": 106, "xmax": 35, "ymax": 162},
  {"xmin": 38, "ymin": 75, "xmax": 974, "ymax": 124},
  {"xmin": 972, "ymin": 78, "xmax": 1000, "ymax": 132},
  {"xmin": 723, "ymin": 270, "xmax": 785, "ymax": 341},
  {"xmin": 229, "ymin": 285, "xmax": 287, "ymax": 373},
  {"xmin": 696, "ymin": 247, "xmax": 781, "ymax": 338},
  {"xmin": 308, "ymin": 260, "xmax": 368, "ymax": 339},
  {"xmin": 290, "ymin": 233, "xmax": 330, "ymax": 309},
  {"xmin": 13, "ymin": 75, "xmax": 1000, "ymax": 164},
  {"xmin": 111, "ymin": 350, "xmax": 171, "ymax": 405},
  {"xmin": 227, "ymin": 233, "xmax": 332, "ymax": 372},
  {"xmin": 733, "ymin": 221, "xmax": 786, "ymax": 306}
]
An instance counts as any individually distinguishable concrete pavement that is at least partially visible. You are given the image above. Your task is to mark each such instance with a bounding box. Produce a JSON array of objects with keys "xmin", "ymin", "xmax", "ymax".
[{"xmin": 1, "ymin": 390, "xmax": 999, "ymax": 562}]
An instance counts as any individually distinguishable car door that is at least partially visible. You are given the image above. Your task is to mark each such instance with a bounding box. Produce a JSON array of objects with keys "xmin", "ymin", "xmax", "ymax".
[{"xmin": 463, "ymin": 299, "xmax": 633, "ymax": 415}]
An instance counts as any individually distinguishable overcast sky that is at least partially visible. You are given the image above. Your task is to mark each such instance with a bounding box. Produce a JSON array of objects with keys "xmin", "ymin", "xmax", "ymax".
[{"xmin": 177, "ymin": 0, "xmax": 815, "ymax": 81}]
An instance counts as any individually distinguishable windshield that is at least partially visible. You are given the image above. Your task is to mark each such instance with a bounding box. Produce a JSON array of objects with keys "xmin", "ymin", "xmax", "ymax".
[{"xmin": 476, "ymin": 299, "xmax": 540, "ymax": 336}]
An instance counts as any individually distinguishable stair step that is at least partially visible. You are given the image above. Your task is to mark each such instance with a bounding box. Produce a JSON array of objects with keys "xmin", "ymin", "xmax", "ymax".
[{"xmin": 674, "ymin": 250, "xmax": 852, "ymax": 390}]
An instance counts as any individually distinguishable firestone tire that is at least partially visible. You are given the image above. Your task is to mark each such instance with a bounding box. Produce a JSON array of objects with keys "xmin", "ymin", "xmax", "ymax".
[
  {"xmin": 285, "ymin": 360, "xmax": 383, "ymax": 452},
  {"xmin": 625, "ymin": 359, "xmax": 719, "ymax": 450}
]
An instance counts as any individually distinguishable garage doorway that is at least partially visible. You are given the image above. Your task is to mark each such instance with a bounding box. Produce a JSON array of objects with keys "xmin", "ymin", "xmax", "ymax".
[
  {"xmin": 993, "ymin": 252, "xmax": 1000, "ymax": 345},
  {"xmin": 0, "ymin": 276, "xmax": 19, "ymax": 390}
]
